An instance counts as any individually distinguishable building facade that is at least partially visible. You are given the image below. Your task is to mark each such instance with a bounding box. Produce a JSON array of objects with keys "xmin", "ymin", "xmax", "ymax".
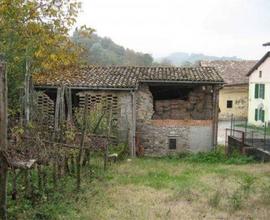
[
  {"xmin": 200, "ymin": 60, "xmax": 257, "ymax": 120},
  {"xmin": 247, "ymin": 52, "xmax": 270, "ymax": 126},
  {"xmin": 33, "ymin": 66, "xmax": 223, "ymax": 156}
]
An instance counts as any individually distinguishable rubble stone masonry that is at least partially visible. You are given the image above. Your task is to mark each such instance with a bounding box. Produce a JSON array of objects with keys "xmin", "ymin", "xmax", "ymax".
[{"xmin": 136, "ymin": 84, "xmax": 214, "ymax": 156}]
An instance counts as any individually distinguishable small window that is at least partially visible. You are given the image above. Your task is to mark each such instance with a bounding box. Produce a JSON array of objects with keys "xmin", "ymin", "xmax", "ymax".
[
  {"xmin": 255, "ymin": 84, "xmax": 265, "ymax": 99},
  {"xmin": 227, "ymin": 100, "xmax": 233, "ymax": 108},
  {"xmin": 255, "ymin": 108, "xmax": 265, "ymax": 122},
  {"xmin": 169, "ymin": 138, "xmax": 176, "ymax": 150},
  {"xmin": 259, "ymin": 71, "xmax": 262, "ymax": 78}
]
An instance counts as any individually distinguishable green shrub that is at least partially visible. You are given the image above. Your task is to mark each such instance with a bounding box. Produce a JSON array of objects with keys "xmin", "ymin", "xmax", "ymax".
[
  {"xmin": 239, "ymin": 175, "xmax": 255, "ymax": 197},
  {"xmin": 165, "ymin": 147, "xmax": 255, "ymax": 164},
  {"xmin": 229, "ymin": 190, "xmax": 243, "ymax": 211},
  {"xmin": 110, "ymin": 143, "xmax": 129, "ymax": 160}
]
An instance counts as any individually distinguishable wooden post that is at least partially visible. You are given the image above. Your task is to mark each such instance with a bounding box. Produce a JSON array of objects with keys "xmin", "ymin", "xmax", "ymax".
[
  {"xmin": 54, "ymin": 87, "xmax": 61, "ymax": 132},
  {"xmin": 65, "ymin": 87, "xmax": 73, "ymax": 122},
  {"xmin": 104, "ymin": 109, "xmax": 112, "ymax": 170},
  {"xmin": 0, "ymin": 61, "xmax": 8, "ymax": 220},
  {"xmin": 212, "ymin": 85, "xmax": 219, "ymax": 149},
  {"xmin": 77, "ymin": 94, "xmax": 88, "ymax": 191},
  {"xmin": 131, "ymin": 91, "xmax": 136, "ymax": 157},
  {"xmin": 24, "ymin": 59, "xmax": 30, "ymax": 125}
]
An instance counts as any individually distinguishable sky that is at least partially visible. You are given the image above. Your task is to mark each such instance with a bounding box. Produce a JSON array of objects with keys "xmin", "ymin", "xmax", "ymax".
[{"xmin": 76, "ymin": 0, "xmax": 270, "ymax": 60}]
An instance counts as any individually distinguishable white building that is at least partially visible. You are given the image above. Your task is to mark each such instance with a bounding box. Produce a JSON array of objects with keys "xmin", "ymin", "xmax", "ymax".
[{"xmin": 247, "ymin": 51, "xmax": 270, "ymax": 126}]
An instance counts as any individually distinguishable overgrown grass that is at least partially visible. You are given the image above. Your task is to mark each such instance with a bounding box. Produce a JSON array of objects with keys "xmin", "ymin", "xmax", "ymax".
[
  {"xmin": 7, "ymin": 157, "xmax": 106, "ymax": 220},
  {"xmin": 9, "ymin": 151, "xmax": 270, "ymax": 220},
  {"xmin": 165, "ymin": 147, "xmax": 255, "ymax": 164}
]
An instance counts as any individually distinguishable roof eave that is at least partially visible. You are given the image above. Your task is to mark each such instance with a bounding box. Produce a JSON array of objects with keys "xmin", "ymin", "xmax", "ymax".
[
  {"xmin": 139, "ymin": 80, "xmax": 224, "ymax": 85},
  {"xmin": 34, "ymin": 85, "xmax": 136, "ymax": 91},
  {"xmin": 224, "ymin": 83, "xmax": 248, "ymax": 87},
  {"xmin": 247, "ymin": 51, "xmax": 270, "ymax": 76}
]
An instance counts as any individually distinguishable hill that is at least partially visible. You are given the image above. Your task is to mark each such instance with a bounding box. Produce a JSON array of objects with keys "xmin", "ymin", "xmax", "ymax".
[
  {"xmin": 72, "ymin": 32, "xmax": 154, "ymax": 66},
  {"xmin": 156, "ymin": 52, "xmax": 241, "ymax": 66}
]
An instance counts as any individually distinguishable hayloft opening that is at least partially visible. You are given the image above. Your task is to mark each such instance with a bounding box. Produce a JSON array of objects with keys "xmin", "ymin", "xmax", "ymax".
[
  {"xmin": 149, "ymin": 85, "xmax": 192, "ymax": 101},
  {"xmin": 149, "ymin": 85, "xmax": 213, "ymax": 120}
]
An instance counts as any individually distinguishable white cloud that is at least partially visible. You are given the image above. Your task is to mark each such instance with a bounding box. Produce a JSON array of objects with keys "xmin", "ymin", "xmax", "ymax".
[{"xmin": 76, "ymin": 0, "xmax": 270, "ymax": 59}]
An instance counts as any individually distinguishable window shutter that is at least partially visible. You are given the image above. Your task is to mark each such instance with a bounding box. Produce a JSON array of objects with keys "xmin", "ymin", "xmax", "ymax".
[
  {"xmin": 262, "ymin": 110, "xmax": 265, "ymax": 122},
  {"xmin": 255, "ymin": 109, "xmax": 258, "ymax": 121},
  {"xmin": 255, "ymin": 84, "xmax": 259, "ymax": 98},
  {"xmin": 261, "ymin": 84, "xmax": 265, "ymax": 99}
]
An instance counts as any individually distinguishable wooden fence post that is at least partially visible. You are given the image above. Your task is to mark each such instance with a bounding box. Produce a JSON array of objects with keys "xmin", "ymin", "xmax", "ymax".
[
  {"xmin": 24, "ymin": 58, "xmax": 30, "ymax": 125},
  {"xmin": 0, "ymin": 61, "xmax": 8, "ymax": 220},
  {"xmin": 77, "ymin": 94, "xmax": 88, "ymax": 191}
]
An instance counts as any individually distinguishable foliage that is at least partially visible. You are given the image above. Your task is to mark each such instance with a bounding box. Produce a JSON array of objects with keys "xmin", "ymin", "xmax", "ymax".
[
  {"xmin": 166, "ymin": 147, "xmax": 255, "ymax": 164},
  {"xmin": 229, "ymin": 189, "xmax": 243, "ymax": 211},
  {"xmin": 228, "ymin": 174, "xmax": 255, "ymax": 212},
  {"xmin": 7, "ymin": 163, "xmax": 102, "ymax": 219},
  {"xmin": 72, "ymin": 32, "xmax": 154, "ymax": 66},
  {"xmin": 0, "ymin": 0, "xmax": 93, "ymax": 110},
  {"xmin": 109, "ymin": 143, "xmax": 129, "ymax": 160},
  {"xmin": 9, "ymin": 157, "xmax": 270, "ymax": 219},
  {"xmin": 74, "ymin": 104, "xmax": 113, "ymax": 135}
]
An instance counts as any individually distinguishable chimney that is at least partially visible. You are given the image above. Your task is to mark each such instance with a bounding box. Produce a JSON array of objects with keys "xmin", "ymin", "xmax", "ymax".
[{"xmin": 263, "ymin": 42, "xmax": 270, "ymax": 47}]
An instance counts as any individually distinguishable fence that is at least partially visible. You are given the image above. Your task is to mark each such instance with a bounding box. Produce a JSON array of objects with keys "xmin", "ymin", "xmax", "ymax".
[
  {"xmin": 227, "ymin": 115, "xmax": 270, "ymax": 151},
  {"xmin": 225, "ymin": 115, "xmax": 270, "ymax": 160}
]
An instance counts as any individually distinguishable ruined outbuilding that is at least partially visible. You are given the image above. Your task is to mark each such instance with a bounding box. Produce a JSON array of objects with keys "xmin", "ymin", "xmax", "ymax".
[{"xmin": 33, "ymin": 66, "xmax": 223, "ymax": 156}]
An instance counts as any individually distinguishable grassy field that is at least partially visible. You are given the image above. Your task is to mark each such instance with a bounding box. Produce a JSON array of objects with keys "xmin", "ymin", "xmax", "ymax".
[{"xmin": 15, "ymin": 153, "xmax": 270, "ymax": 220}]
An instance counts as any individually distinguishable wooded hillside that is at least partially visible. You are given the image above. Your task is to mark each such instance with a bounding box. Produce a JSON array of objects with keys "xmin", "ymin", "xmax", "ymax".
[{"xmin": 72, "ymin": 31, "xmax": 154, "ymax": 66}]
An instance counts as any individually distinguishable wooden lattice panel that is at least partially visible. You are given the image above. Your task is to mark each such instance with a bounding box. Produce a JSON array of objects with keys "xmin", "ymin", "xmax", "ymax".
[
  {"xmin": 77, "ymin": 92, "xmax": 119, "ymax": 120},
  {"xmin": 36, "ymin": 92, "xmax": 55, "ymax": 124}
]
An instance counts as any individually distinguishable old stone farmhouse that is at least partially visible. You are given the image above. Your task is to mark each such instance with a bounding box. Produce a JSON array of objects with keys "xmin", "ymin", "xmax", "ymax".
[
  {"xmin": 200, "ymin": 60, "xmax": 257, "ymax": 120},
  {"xmin": 33, "ymin": 66, "xmax": 224, "ymax": 156}
]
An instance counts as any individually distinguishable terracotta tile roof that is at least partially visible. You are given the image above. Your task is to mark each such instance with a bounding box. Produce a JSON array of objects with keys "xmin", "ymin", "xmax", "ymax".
[
  {"xmin": 200, "ymin": 60, "xmax": 257, "ymax": 85},
  {"xmin": 33, "ymin": 66, "xmax": 224, "ymax": 89}
]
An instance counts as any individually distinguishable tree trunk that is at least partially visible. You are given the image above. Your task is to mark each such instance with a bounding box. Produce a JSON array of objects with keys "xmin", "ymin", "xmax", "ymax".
[{"xmin": 0, "ymin": 61, "xmax": 8, "ymax": 220}]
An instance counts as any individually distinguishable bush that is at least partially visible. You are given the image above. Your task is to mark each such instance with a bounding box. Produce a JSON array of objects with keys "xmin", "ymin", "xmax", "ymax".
[
  {"xmin": 229, "ymin": 190, "xmax": 243, "ymax": 211},
  {"xmin": 166, "ymin": 147, "xmax": 255, "ymax": 164},
  {"xmin": 109, "ymin": 143, "xmax": 129, "ymax": 160}
]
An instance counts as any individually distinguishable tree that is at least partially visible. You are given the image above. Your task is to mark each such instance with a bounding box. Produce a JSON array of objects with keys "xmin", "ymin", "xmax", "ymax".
[
  {"xmin": 159, "ymin": 58, "xmax": 173, "ymax": 67},
  {"xmin": 72, "ymin": 32, "xmax": 154, "ymax": 66},
  {"xmin": 0, "ymin": 0, "xmax": 93, "ymax": 111}
]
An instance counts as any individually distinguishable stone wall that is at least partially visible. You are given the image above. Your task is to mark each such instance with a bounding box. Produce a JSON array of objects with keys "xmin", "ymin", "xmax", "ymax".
[
  {"xmin": 136, "ymin": 84, "xmax": 154, "ymax": 123},
  {"xmin": 137, "ymin": 120, "xmax": 213, "ymax": 156},
  {"xmin": 136, "ymin": 84, "xmax": 214, "ymax": 156}
]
